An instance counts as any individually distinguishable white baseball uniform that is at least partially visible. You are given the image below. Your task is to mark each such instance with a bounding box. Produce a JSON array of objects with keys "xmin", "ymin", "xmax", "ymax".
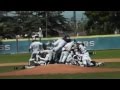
[
  {"xmin": 29, "ymin": 41, "xmax": 43, "ymax": 53},
  {"xmin": 52, "ymin": 38, "xmax": 67, "ymax": 62},
  {"xmin": 66, "ymin": 50, "xmax": 74, "ymax": 63},
  {"xmin": 52, "ymin": 38, "xmax": 67, "ymax": 52},
  {"xmin": 59, "ymin": 41, "xmax": 74, "ymax": 63},
  {"xmin": 29, "ymin": 41, "xmax": 43, "ymax": 65},
  {"xmin": 39, "ymin": 50, "xmax": 53, "ymax": 61},
  {"xmin": 35, "ymin": 50, "xmax": 53, "ymax": 65},
  {"xmin": 79, "ymin": 44, "xmax": 92, "ymax": 66}
]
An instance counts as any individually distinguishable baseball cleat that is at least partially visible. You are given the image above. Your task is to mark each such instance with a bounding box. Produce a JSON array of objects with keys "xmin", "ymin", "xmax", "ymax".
[
  {"xmin": 80, "ymin": 64, "xmax": 84, "ymax": 67},
  {"xmin": 65, "ymin": 62, "xmax": 72, "ymax": 65},
  {"xmin": 98, "ymin": 62, "xmax": 104, "ymax": 66},
  {"xmin": 100, "ymin": 62, "xmax": 104, "ymax": 66},
  {"xmin": 25, "ymin": 65, "xmax": 35, "ymax": 69}
]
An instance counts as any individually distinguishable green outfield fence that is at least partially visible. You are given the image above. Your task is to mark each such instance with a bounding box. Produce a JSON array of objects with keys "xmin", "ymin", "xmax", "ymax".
[{"xmin": 0, "ymin": 34, "xmax": 120, "ymax": 54}]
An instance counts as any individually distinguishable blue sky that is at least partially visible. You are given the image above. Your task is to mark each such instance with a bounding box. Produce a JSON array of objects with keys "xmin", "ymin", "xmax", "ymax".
[{"xmin": 62, "ymin": 11, "xmax": 85, "ymax": 20}]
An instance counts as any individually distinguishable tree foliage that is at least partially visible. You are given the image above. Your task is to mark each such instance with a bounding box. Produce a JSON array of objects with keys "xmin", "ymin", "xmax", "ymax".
[
  {"xmin": 85, "ymin": 11, "xmax": 120, "ymax": 35},
  {"xmin": 0, "ymin": 11, "xmax": 70, "ymax": 38}
]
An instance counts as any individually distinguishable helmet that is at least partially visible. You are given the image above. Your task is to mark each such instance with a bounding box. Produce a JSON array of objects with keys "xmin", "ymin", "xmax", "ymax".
[
  {"xmin": 81, "ymin": 43, "xmax": 85, "ymax": 46},
  {"xmin": 63, "ymin": 35, "xmax": 71, "ymax": 42},
  {"xmin": 63, "ymin": 34, "xmax": 70, "ymax": 39}
]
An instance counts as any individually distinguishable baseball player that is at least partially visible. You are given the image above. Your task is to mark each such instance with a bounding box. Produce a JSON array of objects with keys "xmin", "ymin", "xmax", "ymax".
[
  {"xmin": 59, "ymin": 41, "xmax": 74, "ymax": 63},
  {"xmin": 35, "ymin": 50, "xmax": 53, "ymax": 65},
  {"xmin": 77, "ymin": 42, "xmax": 93, "ymax": 66},
  {"xmin": 65, "ymin": 43, "xmax": 83, "ymax": 66},
  {"xmin": 65, "ymin": 46, "xmax": 76, "ymax": 65},
  {"xmin": 78, "ymin": 42, "xmax": 104, "ymax": 67},
  {"xmin": 28, "ymin": 39, "xmax": 43, "ymax": 66},
  {"xmin": 52, "ymin": 35, "xmax": 71, "ymax": 63}
]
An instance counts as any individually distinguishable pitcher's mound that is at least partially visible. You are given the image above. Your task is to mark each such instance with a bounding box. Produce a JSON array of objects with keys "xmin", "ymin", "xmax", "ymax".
[{"xmin": 0, "ymin": 64, "xmax": 120, "ymax": 77}]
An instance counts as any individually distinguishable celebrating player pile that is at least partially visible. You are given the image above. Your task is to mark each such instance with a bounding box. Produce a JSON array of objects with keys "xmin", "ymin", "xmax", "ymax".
[{"xmin": 24, "ymin": 35, "xmax": 104, "ymax": 69}]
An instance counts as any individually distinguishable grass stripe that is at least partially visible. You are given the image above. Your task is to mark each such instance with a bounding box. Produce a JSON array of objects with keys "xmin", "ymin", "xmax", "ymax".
[
  {"xmin": 1, "ymin": 72, "xmax": 120, "ymax": 79},
  {"xmin": 0, "ymin": 49, "xmax": 120, "ymax": 63}
]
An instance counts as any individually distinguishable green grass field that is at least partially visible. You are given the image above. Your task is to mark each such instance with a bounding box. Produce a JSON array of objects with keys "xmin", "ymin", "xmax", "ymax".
[
  {"xmin": 91, "ymin": 49, "xmax": 120, "ymax": 59},
  {"xmin": 0, "ymin": 53, "xmax": 30, "ymax": 63},
  {"xmin": 0, "ymin": 49, "xmax": 120, "ymax": 63},
  {"xmin": 0, "ymin": 49, "xmax": 120, "ymax": 79}
]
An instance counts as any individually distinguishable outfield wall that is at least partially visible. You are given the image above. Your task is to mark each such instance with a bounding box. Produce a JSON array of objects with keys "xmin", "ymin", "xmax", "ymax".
[{"xmin": 0, "ymin": 35, "xmax": 120, "ymax": 54}]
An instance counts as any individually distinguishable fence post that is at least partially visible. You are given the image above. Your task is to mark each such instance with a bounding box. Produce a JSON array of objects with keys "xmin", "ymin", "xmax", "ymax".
[
  {"xmin": 16, "ymin": 36, "xmax": 18, "ymax": 53},
  {"xmin": 0, "ymin": 36, "xmax": 2, "ymax": 45},
  {"xmin": 28, "ymin": 37, "xmax": 31, "ymax": 53}
]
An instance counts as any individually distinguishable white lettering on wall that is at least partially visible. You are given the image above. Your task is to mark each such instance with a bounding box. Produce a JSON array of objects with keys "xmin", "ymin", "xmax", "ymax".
[
  {"xmin": 0, "ymin": 45, "xmax": 11, "ymax": 50},
  {"xmin": 90, "ymin": 41, "xmax": 95, "ymax": 46},
  {"xmin": 80, "ymin": 41, "xmax": 95, "ymax": 47}
]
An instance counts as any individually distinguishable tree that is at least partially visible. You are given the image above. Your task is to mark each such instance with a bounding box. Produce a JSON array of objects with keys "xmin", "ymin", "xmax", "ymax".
[
  {"xmin": 39, "ymin": 11, "xmax": 70, "ymax": 37},
  {"xmin": 0, "ymin": 11, "xmax": 71, "ymax": 38},
  {"xmin": 84, "ymin": 11, "xmax": 120, "ymax": 35},
  {"xmin": 0, "ymin": 11, "xmax": 17, "ymax": 37},
  {"xmin": 15, "ymin": 11, "xmax": 70, "ymax": 37}
]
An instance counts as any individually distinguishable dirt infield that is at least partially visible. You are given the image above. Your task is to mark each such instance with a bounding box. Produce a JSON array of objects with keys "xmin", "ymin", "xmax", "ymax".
[
  {"xmin": 0, "ymin": 58, "xmax": 120, "ymax": 77},
  {"xmin": 0, "ymin": 64, "xmax": 120, "ymax": 77}
]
